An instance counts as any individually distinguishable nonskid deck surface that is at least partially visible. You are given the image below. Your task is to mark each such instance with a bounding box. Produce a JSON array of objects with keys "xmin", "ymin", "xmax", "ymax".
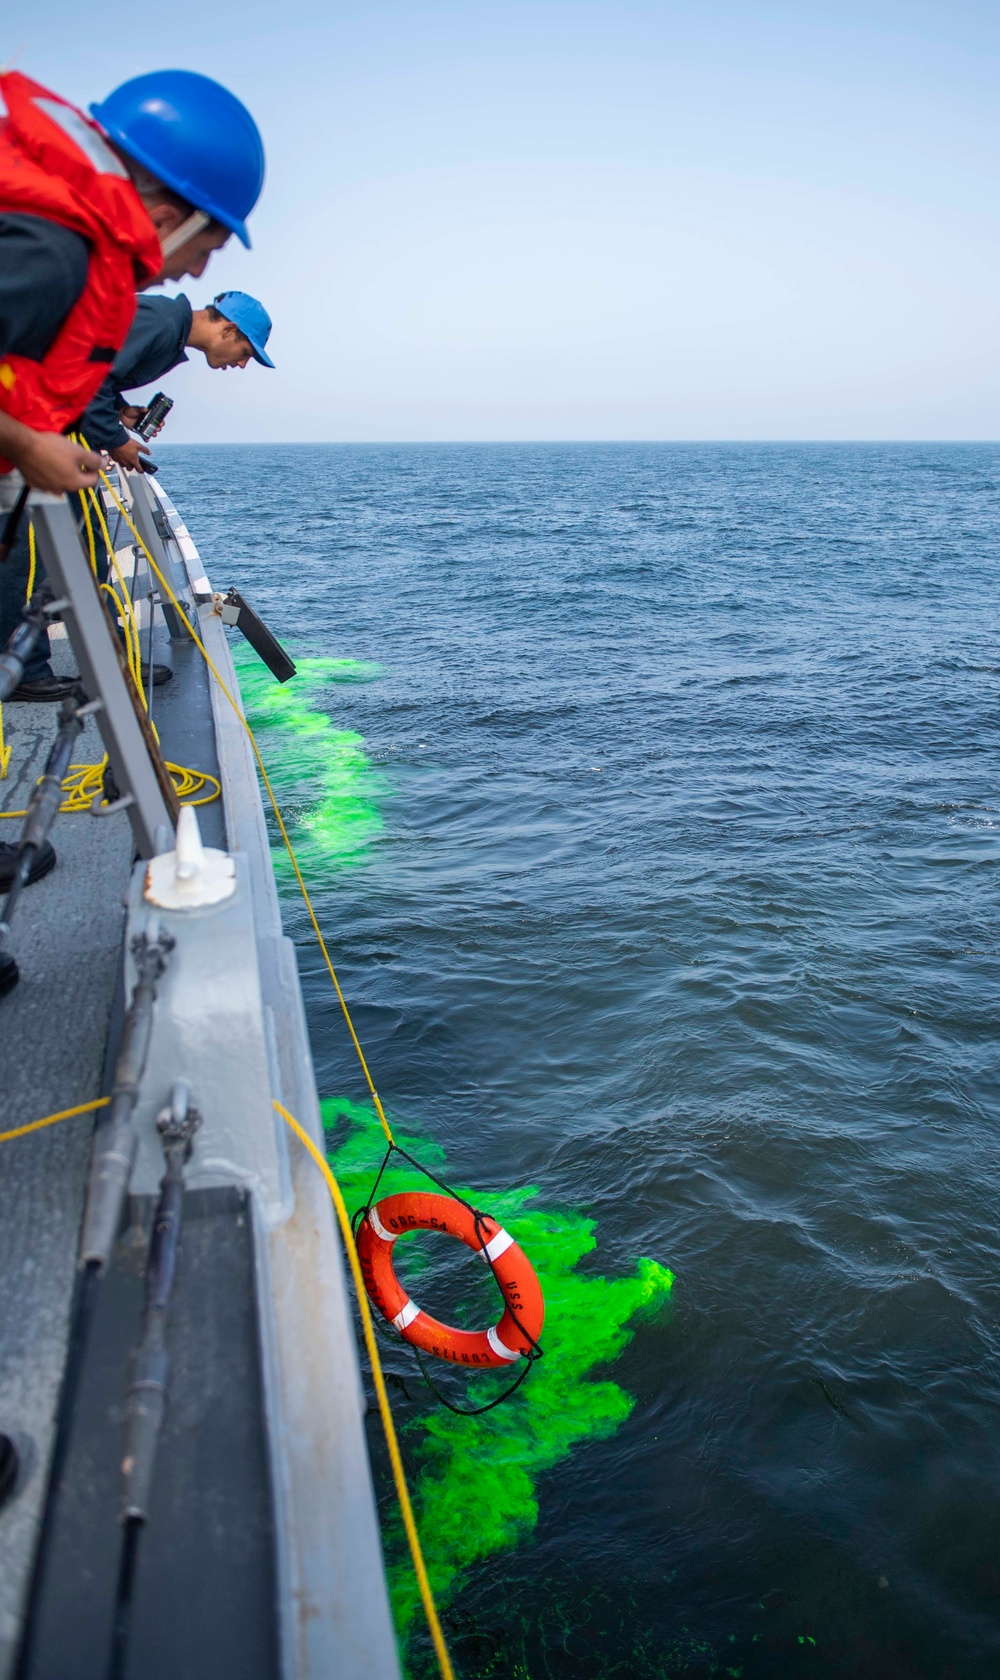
[
  {"xmin": 0, "ymin": 622, "xmax": 132, "ymax": 1676},
  {"xmin": 23, "ymin": 1186, "xmax": 280, "ymax": 1680},
  {"xmin": 0, "ymin": 616, "xmax": 279, "ymax": 1679}
]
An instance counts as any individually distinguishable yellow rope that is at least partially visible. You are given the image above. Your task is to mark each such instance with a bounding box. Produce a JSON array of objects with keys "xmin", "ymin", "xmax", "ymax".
[
  {"xmin": 77, "ymin": 478, "xmax": 96, "ymax": 573},
  {"xmin": 0, "ymin": 520, "xmax": 36, "ymax": 780},
  {"xmin": 0, "ymin": 1095, "xmax": 109, "ymax": 1147},
  {"xmin": 99, "ymin": 473, "xmax": 396, "ymax": 1149},
  {"xmin": 78, "ymin": 479, "xmax": 143, "ymax": 693},
  {"xmin": 274, "ymin": 1100, "xmax": 455, "ymax": 1680},
  {"xmin": 0, "ymin": 760, "xmax": 220, "ymax": 820},
  {"xmin": 26, "ymin": 519, "xmax": 36, "ymax": 604},
  {"xmin": 0, "ymin": 465, "xmax": 218, "ymax": 816},
  {"xmin": 99, "ymin": 579, "xmax": 142, "ymax": 685}
]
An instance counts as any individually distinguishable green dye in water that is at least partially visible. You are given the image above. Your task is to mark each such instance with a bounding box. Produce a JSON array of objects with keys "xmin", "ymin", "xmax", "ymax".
[
  {"xmin": 233, "ymin": 646, "xmax": 385, "ymax": 875},
  {"xmin": 236, "ymin": 651, "xmax": 676, "ymax": 1666},
  {"xmin": 323, "ymin": 1097, "xmax": 674, "ymax": 1657}
]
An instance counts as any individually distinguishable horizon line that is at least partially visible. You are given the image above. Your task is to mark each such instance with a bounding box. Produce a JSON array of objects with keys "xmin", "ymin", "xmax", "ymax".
[{"xmin": 156, "ymin": 437, "xmax": 1000, "ymax": 448}]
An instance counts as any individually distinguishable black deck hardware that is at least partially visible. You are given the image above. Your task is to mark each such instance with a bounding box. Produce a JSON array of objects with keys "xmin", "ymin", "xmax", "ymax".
[
  {"xmin": 219, "ymin": 588, "xmax": 296, "ymax": 683},
  {"xmin": 109, "ymin": 1081, "xmax": 200, "ymax": 1680},
  {"xmin": 18, "ymin": 1188, "xmax": 280, "ymax": 1680},
  {"xmin": 0, "ymin": 484, "xmax": 29, "ymax": 564},
  {"xmin": 0, "ymin": 691, "xmax": 88, "ymax": 986},
  {"xmin": 0, "ymin": 590, "xmax": 60, "ymax": 703},
  {"xmin": 80, "ymin": 918, "xmax": 175, "ymax": 1272},
  {"xmin": 0, "ymin": 1433, "xmax": 18, "ymax": 1510},
  {"xmin": 14, "ymin": 920, "xmax": 175, "ymax": 1680}
]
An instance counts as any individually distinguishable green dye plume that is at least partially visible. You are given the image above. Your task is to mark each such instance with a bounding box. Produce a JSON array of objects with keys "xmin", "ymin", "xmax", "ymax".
[
  {"xmin": 235, "ymin": 650, "xmax": 675, "ymax": 1663},
  {"xmin": 323, "ymin": 1097, "xmax": 674, "ymax": 1658},
  {"xmin": 233, "ymin": 646, "xmax": 385, "ymax": 876}
]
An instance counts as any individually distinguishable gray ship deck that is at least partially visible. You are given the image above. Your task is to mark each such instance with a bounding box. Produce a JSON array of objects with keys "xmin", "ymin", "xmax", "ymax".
[
  {"xmin": 0, "ymin": 486, "xmax": 400, "ymax": 1680},
  {"xmin": 0, "ymin": 620, "xmax": 132, "ymax": 1674}
]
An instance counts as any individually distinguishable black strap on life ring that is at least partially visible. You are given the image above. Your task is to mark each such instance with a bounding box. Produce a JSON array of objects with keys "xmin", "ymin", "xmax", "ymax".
[{"xmin": 350, "ymin": 1138, "xmax": 544, "ymax": 1416}]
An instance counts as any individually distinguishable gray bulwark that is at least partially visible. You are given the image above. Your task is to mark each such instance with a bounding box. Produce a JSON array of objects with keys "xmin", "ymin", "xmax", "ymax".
[{"xmin": 0, "ymin": 472, "xmax": 401, "ymax": 1679}]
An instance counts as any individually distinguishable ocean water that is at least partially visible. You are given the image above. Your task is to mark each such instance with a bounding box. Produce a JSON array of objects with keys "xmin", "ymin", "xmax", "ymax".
[{"xmin": 164, "ymin": 442, "xmax": 1000, "ymax": 1679}]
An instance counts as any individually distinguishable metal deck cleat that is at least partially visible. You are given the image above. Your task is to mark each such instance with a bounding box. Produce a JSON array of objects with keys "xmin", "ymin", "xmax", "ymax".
[{"xmin": 144, "ymin": 804, "xmax": 236, "ymax": 909}]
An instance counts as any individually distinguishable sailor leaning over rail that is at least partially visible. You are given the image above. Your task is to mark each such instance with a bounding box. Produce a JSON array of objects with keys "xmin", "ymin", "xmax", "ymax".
[
  {"xmin": 2, "ymin": 289, "xmax": 278, "ymax": 695},
  {"xmin": 0, "ymin": 67, "xmax": 265, "ymax": 499},
  {"xmin": 0, "ymin": 64, "xmax": 267, "ymax": 885},
  {"xmin": 0, "ymin": 67, "xmax": 266, "ymax": 695},
  {"xmin": 83, "ymin": 289, "xmax": 276, "ymax": 479}
]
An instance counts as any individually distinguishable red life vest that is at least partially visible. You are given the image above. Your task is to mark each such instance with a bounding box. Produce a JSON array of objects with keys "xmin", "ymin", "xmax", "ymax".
[{"xmin": 0, "ymin": 71, "xmax": 162, "ymax": 463}]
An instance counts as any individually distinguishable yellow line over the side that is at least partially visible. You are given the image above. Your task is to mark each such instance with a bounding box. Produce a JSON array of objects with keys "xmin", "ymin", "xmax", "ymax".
[{"xmin": 275, "ymin": 1100, "xmax": 455, "ymax": 1680}]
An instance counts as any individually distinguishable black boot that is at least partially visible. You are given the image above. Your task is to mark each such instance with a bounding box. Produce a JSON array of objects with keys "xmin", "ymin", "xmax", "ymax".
[
  {"xmin": 140, "ymin": 662, "xmax": 173, "ymax": 687},
  {"xmin": 0, "ymin": 841, "xmax": 56, "ymax": 891},
  {"xmin": 0, "ymin": 953, "xmax": 18, "ymax": 997},
  {"xmin": 0, "ymin": 1434, "xmax": 19, "ymax": 1508},
  {"xmin": 8, "ymin": 674, "xmax": 80, "ymax": 703}
]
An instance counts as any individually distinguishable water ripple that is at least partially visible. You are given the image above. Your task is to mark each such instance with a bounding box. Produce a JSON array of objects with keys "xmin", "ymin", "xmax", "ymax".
[{"xmin": 167, "ymin": 441, "xmax": 1000, "ymax": 1678}]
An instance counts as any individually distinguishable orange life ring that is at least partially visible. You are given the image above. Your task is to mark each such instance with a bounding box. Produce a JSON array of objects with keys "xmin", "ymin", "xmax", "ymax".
[{"xmin": 356, "ymin": 1190, "xmax": 544, "ymax": 1368}]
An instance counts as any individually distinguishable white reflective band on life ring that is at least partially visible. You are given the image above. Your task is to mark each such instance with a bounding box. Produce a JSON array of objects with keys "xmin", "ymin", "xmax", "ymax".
[
  {"xmin": 476, "ymin": 1227, "xmax": 515, "ymax": 1265},
  {"xmin": 487, "ymin": 1325, "xmax": 521, "ymax": 1362},
  {"xmin": 393, "ymin": 1298, "xmax": 420, "ymax": 1332},
  {"xmin": 369, "ymin": 1206, "xmax": 397, "ymax": 1244}
]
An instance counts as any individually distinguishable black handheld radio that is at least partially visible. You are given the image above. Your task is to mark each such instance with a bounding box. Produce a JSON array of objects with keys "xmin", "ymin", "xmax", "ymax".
[{"xmin": 135, "ymin": 392, "xmax": 173, "ymax": 441}]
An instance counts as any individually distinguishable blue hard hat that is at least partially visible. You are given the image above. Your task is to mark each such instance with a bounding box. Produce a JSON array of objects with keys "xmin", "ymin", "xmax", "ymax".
[
  {"xmin": 90, "ymin": 70, "xmax": 265, "ymax": 248},
  {"xmin": 212, "ymin": 292, "xmax": 275, "ymax": 367}
]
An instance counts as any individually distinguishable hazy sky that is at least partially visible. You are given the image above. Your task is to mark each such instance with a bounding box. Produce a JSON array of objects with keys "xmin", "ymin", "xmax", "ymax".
[{"xmin": 14, "ymin": 1, "xmax": 1000, "ymax": 440}]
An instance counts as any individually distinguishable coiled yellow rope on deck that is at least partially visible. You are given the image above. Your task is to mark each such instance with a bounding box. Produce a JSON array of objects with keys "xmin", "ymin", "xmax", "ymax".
[
  {"xmin": 0, "ymin": 762, "xmax": 220, "ymax": 821},
  {"xmin": 0, "ymin": 477, "xmax": 219, "ymax": 815},
  {"xmin": 0, "ymin": 761, "xmax": 220, "ymax": 821}
]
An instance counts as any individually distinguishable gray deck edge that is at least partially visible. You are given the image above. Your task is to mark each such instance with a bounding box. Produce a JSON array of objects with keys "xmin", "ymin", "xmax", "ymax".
[{"xmin": 198, "ymin": 601, "xmax": 401, "ymax": 1680}]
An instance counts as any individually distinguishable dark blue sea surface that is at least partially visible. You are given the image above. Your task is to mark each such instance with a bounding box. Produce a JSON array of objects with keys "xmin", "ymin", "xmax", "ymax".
[{"xmin": 165, "ymin": 442, "xmax": 1000, "ymax": 1678}]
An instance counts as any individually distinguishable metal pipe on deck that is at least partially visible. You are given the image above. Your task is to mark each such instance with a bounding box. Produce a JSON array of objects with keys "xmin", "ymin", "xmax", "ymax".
[
  {"xmin": 109, "ymin": 1081, "xmax": 200, "ymax": 1680},
  {"xmin": 79, "ymin": 917, "xmax": 175, "ymax": 1271}
]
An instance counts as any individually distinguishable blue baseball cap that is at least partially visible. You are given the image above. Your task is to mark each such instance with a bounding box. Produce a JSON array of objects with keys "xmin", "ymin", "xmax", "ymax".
[{"xmin": 212, "ymin": 291, "xmax": 275, "ymax": 367}]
